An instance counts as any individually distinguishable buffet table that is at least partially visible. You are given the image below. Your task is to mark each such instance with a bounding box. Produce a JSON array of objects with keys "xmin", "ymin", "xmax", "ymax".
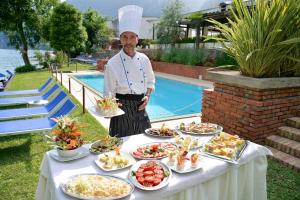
[{"xmin": 36, "ymin": 134, "xmax": 271, "ymax": 200}]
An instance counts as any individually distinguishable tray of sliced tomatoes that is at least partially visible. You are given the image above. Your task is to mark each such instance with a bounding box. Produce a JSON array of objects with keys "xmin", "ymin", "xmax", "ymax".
[
  {"xmin": 129, "ymin": 160, "xmax": 171, "ymax": 191},
  {"xmin": 131, "ymin": 142, "xmax": 177, "ymax": 159}
]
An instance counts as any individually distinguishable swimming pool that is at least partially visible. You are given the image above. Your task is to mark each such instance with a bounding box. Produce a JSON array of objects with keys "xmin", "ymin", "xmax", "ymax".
[{"xmin": 74, "ymin": 74, "xmax": 204, "ymax": 121}]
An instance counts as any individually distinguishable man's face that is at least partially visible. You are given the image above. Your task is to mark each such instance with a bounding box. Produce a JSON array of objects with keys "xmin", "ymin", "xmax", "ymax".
[{"xmin": 120, "ymin": 31, "xmax": 139, "ymax": 50}]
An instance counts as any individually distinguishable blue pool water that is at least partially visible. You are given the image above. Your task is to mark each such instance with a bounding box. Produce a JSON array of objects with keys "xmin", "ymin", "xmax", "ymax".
[{"xmin": 75, "ymin": 74, "xmax": 204, "ymax": 121}]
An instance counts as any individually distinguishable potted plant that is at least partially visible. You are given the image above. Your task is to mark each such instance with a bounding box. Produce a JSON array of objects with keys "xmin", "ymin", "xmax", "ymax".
[
  {"xmin": 50, "ymin": 116, "xmax": 84, "ymax": 157},
  {"xmin": 206, "ymin": 0, "xmax": 300, "ymax": 78}
]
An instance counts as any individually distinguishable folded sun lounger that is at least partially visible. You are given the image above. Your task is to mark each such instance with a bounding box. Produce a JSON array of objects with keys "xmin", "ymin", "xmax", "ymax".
[
  {"xmin": 0, "ymin": 99, "xmax": 76, "ymax": 136},
  {"xmin": 0, "ymin": 77, "xmax": 53, "ymax": 96},
  {"xmin": 6, "ymin": 70, "xmax": 14, "ymax": 77},
  {"xmin": 0, "ymin": 91, "xmax": 68, "ymax": 120},
  {"xmin": 0, "ymin": 84, "xmax": 59, "ymax": 106}
]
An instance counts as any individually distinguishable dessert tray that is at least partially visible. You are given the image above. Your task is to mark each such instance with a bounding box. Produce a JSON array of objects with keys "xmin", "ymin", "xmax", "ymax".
[
  {"xmin": 60, "ymin": 173, "xmax": 134, "ymax": 200},
  {"xmin": 200, "ymin": 132, "xmax": 247, "ymax": 164},
  {"xmin": 129, "ymin": 160, "xmax": 171, "ymax": 191}
]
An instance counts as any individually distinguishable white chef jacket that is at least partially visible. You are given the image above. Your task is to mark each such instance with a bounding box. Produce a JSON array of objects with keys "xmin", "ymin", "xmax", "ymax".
[{"xmin": 104, "ymin": 49, "xmax": 155, "ymax": 97}]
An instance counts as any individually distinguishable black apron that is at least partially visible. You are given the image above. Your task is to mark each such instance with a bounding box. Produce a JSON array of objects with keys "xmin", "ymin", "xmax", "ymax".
[{"xmin": 109, "ymin": 93, "xmax": 151, "ymax": 137}]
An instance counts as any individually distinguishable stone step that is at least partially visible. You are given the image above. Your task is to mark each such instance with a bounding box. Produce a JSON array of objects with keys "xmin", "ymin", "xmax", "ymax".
[
  {"xmin": 265, "ymin": 135, "xmax": 300, "ymax": 158},
  {"xmin": 266, "ymin": 146, "xmax": 300, "ymax": 172},
  {"xmin": 278, "ymin": 126, "xmax": 300, "ymax": 142},
  {"xmin": 286, "ymin": 117, "xmax": 300, "ymax": 129}
]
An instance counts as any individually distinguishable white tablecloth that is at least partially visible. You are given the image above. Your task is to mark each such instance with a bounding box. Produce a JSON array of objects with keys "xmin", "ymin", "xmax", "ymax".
[{"xmin": 36, "ymin": 134, "xmax": 272, "ymax": 200}]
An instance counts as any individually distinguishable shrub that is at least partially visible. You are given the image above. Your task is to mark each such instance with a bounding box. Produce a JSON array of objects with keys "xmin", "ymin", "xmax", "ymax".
[
  {"xmin": 216, "ymin": 51, "xmax": 238, "ymax": 69},
  {"xmin": 15, "ymin": 65, "xmax": 36, "ymax": 73},
  {"xmin": 160, "ymin": 48, "xmax": 206, "ymax": 66},
  {"xmin": 207, "ymin": 0, "xmax": 300, "ymax": 77}
]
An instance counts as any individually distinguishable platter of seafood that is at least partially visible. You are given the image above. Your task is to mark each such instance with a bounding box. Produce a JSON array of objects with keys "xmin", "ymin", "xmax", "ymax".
[
  {"xmin": 89, "ymin": 136, "xmax": 123, "ymax": 154},
  {"xmin": 129, "ymin": 160, "xmax": 171, "ymax": 190},
  {"xmin": 178, "ymin": 122, "xmax": 223, "ymax": 135},
  {"xmin": 60, "ymin": 173, "xmax": 134, "ymax": 200},
  {"xmin": 201, "ymin": 132, "xmax": 247, "ymax": 164},
  {"xmin": 145, "ymin": 123, "xmax": 179, "ymax": 138}
]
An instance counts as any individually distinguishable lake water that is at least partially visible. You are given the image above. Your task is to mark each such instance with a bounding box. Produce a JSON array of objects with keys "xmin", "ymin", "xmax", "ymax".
[{"xmin": 0, "ymin": 49, "xmax": 45, "ymax": 75}]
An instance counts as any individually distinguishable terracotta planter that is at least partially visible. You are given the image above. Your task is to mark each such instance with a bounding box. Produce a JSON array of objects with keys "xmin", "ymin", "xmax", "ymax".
[
  {"xmin": 150, "ymin": 61, "xmax": 216, "ymax": 79},
  {"xmin": 202, "ymin": 71, "xmax": 300, "ymax": 143}
]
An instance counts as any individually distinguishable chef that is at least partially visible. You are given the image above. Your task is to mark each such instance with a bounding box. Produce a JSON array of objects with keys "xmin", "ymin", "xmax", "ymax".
[{"xmin": 104, "ymin": 5, "xmax": 155, "ymax": 137}]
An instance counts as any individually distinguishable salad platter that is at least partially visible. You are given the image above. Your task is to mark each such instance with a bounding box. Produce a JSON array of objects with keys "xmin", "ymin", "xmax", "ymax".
[
  {"xmin": 60, "ymin": 173, "xmax": 134, "ymax": 200},
  {"xmin": 89, "ymin": 105, "xmax": 124, "ymax": 118},
  {"xmin": 129, "ymin": 160, "xmax": 171, "ymax": 191},
  {"xmin": 178, "ymin": 122, "xmax": 223, "ymax": 135},
  {"xmin": 132, "ymin": 142, "xmax": 177, "ymax": 159},
  {"xmin": 200, "ymin": 132, "xmax": 247, "ymax": 164}
]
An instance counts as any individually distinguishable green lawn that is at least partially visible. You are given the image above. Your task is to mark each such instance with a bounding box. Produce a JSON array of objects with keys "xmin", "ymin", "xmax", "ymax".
[
  {"xmin": 0, "ymin": 70, "xmax": 299, "ymax": 200},
  {"xmin": 0, "ymin": 70, "xmax": 107, "ymax": 200}
]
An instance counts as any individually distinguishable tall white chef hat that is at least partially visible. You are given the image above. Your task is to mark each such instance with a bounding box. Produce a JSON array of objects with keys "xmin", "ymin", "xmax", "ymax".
[{"xmin": 118, "ymin": 5, "xmax": 143, "ymax": 36}]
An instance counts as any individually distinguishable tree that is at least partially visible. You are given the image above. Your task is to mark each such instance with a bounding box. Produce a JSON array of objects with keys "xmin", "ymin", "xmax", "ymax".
[
  {"xmin": 49, "ymin": 3, "xmax": 87, "ymax": 66},
  {"xmin": 0, "ymin": 0, "xmax": 58, "ymax": 66},
  {"xmin": 156, "ymin": 0, "xmax": 184, "ymax": 47},
  {"xmin": 82, "ymin": 9, "xmax": 113, "ymax": 54}
]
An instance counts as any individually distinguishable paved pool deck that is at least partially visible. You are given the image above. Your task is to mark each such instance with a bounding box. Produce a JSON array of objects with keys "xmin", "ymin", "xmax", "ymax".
[{"xmin": 55, "ymin": 71, "xmax": 213, "ymax": 130}]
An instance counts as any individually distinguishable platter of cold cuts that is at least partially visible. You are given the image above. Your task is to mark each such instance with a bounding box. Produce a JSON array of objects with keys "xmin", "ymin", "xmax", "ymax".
[{"xmin": 132, "ymin": 142, "xmax": 177, "ymax": 159}]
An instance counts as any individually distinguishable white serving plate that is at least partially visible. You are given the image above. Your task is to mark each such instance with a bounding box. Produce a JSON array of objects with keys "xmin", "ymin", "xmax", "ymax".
[
  {"xmin": 161, "ymin": 154, "xmax": 203, "ymax": 174},
  {"xmin": 88, "ymin": 105, "xmax": 125, "ymax": 118},
  {"xmin": 144, "ymin": 128, "xmax": 179, "ymax": 138},
  {"xmin": 94, "ymin": 151, "xmax": 136, "ymax": 172},
  {"xmin": 177, "ymin": 123, "xmax": 223, "ymax": 136},
  {"xmin": 172, "ymin": 136, "xmax": 203, "ymax": 150},
  {"xmin": 49, "ymin": 147, "xmax": 89, "ymax": 162},
  {"xmin": 60, "ymin": 173, "xmax": 134, "ymax": 200},
  {"xmin": 131, "ymin": 142, "xmax": 177, "ymax": 160},
  {"xmin": 128, "ymin": 160, "xmax": 172, "ymax": 191}
]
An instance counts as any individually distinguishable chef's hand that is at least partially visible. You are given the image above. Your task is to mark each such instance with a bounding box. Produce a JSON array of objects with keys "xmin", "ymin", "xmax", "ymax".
[{"xmin": 138, "ymin": 96, "xmax": 149, "ymax": 111}]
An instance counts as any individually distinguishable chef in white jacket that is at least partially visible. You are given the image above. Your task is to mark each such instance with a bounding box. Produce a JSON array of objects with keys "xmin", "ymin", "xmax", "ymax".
[{"xmin": 104, "ymin": 5, "xmax": 155, "ymax": 137}]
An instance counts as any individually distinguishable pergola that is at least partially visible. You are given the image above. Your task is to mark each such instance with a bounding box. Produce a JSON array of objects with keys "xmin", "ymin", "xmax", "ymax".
[{"xmin": 178, "ymin": 3, "xmax": 230, "ymax": 48}]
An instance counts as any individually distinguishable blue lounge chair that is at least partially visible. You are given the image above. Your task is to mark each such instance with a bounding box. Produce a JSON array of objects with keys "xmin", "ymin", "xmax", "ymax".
[
  {"xmin": 0, "ymin": 91, "xmax": 68, "ymax": 120},
  {"xmin": 0, "ymin": 77, "xmax": 53, "ymax": 96},
  {"xmin": 0, "ymin": 73, "xmax": 6, "ymax": 79},
  {"xmin": 6, "ymin": 70, "xmax": 14, "ymax": 77},
  {"xmin": 0, "ymin": 99, "xmax": 76, "ymax": 136},
  {"xmin": 0, "ymin": 84, "xmax": 59, "ymax": 106}
]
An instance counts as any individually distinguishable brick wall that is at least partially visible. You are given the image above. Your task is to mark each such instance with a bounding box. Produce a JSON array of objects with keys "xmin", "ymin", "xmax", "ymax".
[
  {"xmin": 202, "ymin": 82, "xmax": 300, "ymax": 143},
  {"xmin": 150, "ymin": 61, "xmax": 217, "ymax": 79}
]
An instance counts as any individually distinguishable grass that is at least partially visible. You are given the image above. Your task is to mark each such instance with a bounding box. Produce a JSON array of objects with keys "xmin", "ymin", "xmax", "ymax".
[
  {"xmin": 0, "ymin": 70, "xmax": 299, "ymax": 200},
  {"xmin": 0, "ymin": 70, "xmax": 107, "ymax": 200},
  {"xmin": 267, "ymin": 159, "xmax": 300, "ymax": 200}
]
